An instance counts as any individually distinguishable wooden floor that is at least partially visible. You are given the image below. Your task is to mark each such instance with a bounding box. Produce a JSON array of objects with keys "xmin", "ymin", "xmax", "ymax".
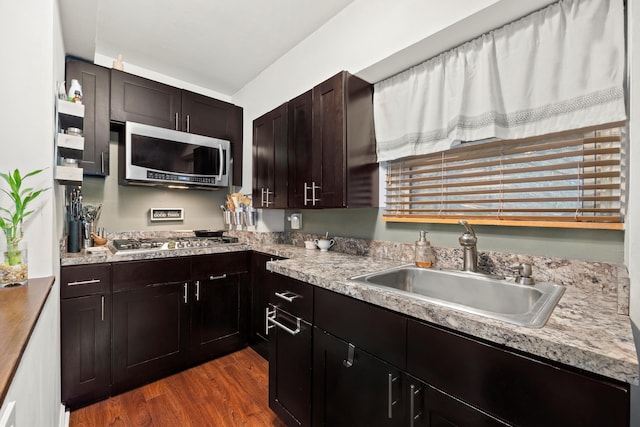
[{"xmin": 70, "ymin": 348, "xmax": 287, "ymax": 427}]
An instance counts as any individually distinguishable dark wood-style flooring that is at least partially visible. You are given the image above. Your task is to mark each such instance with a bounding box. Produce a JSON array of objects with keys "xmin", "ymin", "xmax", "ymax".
[{"xmin": 70, "ymin": 348, "xmax": 286, "ymax": 427}]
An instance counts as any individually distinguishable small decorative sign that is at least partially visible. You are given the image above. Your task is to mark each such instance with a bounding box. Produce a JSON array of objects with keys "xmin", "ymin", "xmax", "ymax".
[{"xmin": 149, "ymin": 208, "xmax": 184, "ymax": 222}]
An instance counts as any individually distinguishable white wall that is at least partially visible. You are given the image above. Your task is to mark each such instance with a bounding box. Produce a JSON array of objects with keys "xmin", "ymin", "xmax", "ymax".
[{"xmin": 0, "ymin": 0, "xmax": 64, "ymax": 424}]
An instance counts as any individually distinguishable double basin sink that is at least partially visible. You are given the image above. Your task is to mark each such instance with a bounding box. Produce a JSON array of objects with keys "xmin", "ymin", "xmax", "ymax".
[{"xmin": 349, "ymin": 265, "xmax": 565, "ymax": 328}]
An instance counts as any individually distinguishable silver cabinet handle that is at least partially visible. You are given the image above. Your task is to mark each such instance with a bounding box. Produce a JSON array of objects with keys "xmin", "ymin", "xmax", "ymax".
[
  {"xmin": 68, "ymin": 279, "xmax": 101, "ymax": 286},
  {"xmin": 304, "ymin": 181, "xmax": 320, "ymax": 206},
  {"xmin": 304, "ymin": 182, "xmax": 310, "ymax": 206},
  {"xmin": 311, "ymin": 181, "xmax": 318, "ymax": 206},
  {"xmin": 388, "ymin": 373, "xmax": 399, "ymax": 419},
  {"xmin": 266, "ymin": 306, "xmax": 301, "ymax": 335},
  {"xmin": 409, "ymin": 384, "xmax": 423, "ymax": 427},
  {"xmin": 265, "ymin": 188, "xmax": 273, "ymax": 207},
  {"xmin": 101, "ymin": 152, "xmax": 106, "ymax": 173},
  {"xmin": 183, "ymin": 283, "xmax": 188, "ymax": 303},
  {"xmin": 101, "ymin": 295, "xmax": 105, "ymax": 321},
  {"xmin": 175, "ymin": 112, "xmax": 179, "ymax": 130},
  {"xmin": 186, "ymin": 114, "xmax": 190, "ymax": 133},
  {"xmin": 261, "ymin": 188, "xmax": 266, "ymax": 207},
  {"xmin": 265, "ymin": 306, "xmax": 275, "ymax": 336},
  {"xmin": 343, "ymin": 343, "xmax": 355, "ymax": 368},
  {"xmin": 274, "ymin": 291, "xmax": 300, "ymax": 302},
  {"xmin": 209, "ymin": 273, "xmax": 227, "ymax": 280},
  {"xmin": 195, "ymin": 280, "xmax": 200, "ymax": 301}
]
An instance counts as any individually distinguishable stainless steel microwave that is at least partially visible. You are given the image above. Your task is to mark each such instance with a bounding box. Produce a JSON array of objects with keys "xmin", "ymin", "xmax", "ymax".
[{"xmin": 123, "ymin": 121, "xmax": 230, "ymax": 189}]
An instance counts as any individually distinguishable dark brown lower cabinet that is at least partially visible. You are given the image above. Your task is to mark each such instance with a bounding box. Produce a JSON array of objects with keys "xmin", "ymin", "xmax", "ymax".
[
  {"xmin": 112, "ymin": 281, "xmax": 189, "ymax": 394},
  {"xmin": 268, "ymin": 311, "xmax": 312, "ymax": 427},
  {"xmin": 250, "ymin": 252, "xmax": 286, "ymax": 358},
  {"xmin": 60, "ymin": 294, "xmax": 111, "ymax": 409},
  {"xmin": 407, "ymin": 319, "xmax": 630, "ymax": 427},
  {"xmin": 312, "ymin": 328, "xmax": 405, "ymax": 427},
  {"xmin": 60, "ymin": 263, "xmax": 112, "ymax": 410},
  {"xmin": 190, "ymin": 270, "xmax": 249, "ymax": 365},
  {"xmin": 110, "ymin": 253, "xmax": 249, "ymax": 395},
  {"xmin": 405, "ymin": 376, "xmax": 506, "ymax": 427}
]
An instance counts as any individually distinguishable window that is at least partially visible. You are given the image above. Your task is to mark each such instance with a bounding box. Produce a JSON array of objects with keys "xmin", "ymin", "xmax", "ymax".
[{"xmin": 382, "ymin": 125, "xmax": 625, "ymax": 229}]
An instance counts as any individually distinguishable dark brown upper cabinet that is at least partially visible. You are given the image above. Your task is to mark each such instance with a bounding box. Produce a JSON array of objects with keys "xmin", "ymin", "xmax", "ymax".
[
  {"xmin": 309, "ymin": 71, "xmax": 378, "ymax": 208},
  {"xmin": 110, "ymin": 69, "xmax": 181, "ymax": 129},
  {"xmin": 252, "ymin": 103, "xmax": 289, "ymax": 209},
  {"xmin": 65, "ymin": 59, "xmax": 111, "ymax": 176},
  {"xmin": 287, "ymin": 90, "xmax": 313, "ymax": 208},
  {"xmin": 254, "ymin": 71, "xmax": 378, "ymax": 209},
  {"xmin": 110, "ymin": 70, "xmax": 243, "ymax": 185}
]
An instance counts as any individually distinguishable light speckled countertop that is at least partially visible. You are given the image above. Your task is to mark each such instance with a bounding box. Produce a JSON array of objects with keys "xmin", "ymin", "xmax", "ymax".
[{"xmin": 60, "ymin": 242, "xmax": 639, "ymax": 385}]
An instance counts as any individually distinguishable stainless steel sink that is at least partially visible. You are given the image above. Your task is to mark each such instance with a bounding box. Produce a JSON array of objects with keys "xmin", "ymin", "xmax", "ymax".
[{"xmin": 349, "ymin": 265, "xmax": 565, "ymax": 328}]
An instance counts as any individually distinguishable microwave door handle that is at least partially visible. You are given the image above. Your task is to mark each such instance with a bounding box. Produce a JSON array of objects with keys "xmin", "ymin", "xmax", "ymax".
[{"xmin": 218, "ymin": 144, "xmax": 224, "ymax": 182}]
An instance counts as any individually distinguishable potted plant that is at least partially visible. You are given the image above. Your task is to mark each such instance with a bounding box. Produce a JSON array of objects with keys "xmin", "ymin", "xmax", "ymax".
[{"xmin": 0, "ymin": 168, "xmax": 48, "ymax": 287}]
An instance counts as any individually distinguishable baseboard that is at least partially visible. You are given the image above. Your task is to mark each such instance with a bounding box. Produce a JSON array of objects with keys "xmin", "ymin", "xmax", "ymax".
[{"xmin": 58, "ymin": 404, "xmax": 69, "ymax": 427}]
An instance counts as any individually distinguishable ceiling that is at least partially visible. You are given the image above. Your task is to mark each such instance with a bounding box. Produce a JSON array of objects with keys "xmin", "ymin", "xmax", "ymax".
[{"xmin": 59, "ymin": 0, "xmax": 355, "ymax": 96}]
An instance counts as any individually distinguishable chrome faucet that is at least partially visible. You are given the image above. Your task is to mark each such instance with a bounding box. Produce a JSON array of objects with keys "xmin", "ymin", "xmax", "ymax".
[{"xmin": 458, "ymin": 220, "xmax": 478, "ymax": 272}]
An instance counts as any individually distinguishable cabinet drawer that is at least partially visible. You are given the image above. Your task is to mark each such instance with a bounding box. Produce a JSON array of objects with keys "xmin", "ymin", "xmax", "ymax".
[
  {"xmin": 112, "ymin": 258, "xmax": 190, "ymax": 292},
  {"xmin": 314, "ymin": 287, "xmax": 406, "ymax": 369},
  {"xmin": 407, "ymin": 319, "xmax": 629, "ymax": 427},
  {"xmin": 191, "ymin": 252, "xmax": 249, "ymax": 278},
  {"xmin": 268, "ymin": 273, "xmax": 313, "ymax": 321},
  {"xmin": 61, "ymin": 264, "xmax": 111, "ymax": 299}
]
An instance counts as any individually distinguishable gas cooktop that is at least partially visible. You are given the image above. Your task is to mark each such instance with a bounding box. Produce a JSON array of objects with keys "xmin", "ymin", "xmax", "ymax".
[{"xmin": 112, "ymin": 236, "xmax": 239, "ymax": 254}]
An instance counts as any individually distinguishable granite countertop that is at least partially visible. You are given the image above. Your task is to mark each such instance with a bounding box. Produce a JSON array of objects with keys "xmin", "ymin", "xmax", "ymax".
[{"xmin": 60, "ymin": 242, "xmax": 639, "ymax": 385}]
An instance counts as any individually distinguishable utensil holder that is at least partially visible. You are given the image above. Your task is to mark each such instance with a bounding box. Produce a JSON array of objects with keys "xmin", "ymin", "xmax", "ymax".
[
  {"xmin": 67, "ymin": 220, "xmax": 81, "ymax": 253},
  {"xmin": 244, "ymin": 210, "xmax": 257, "ymax": 226},
  {"xmin": 223, "ymin": 210, "xmax": 232, "ymax": 226}
]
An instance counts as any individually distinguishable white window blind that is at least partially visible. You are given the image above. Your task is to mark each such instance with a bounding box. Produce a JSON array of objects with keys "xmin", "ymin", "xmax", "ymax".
[{"xmin": 383, "ymin": 126, "xmax": 625, "ymax": 229}]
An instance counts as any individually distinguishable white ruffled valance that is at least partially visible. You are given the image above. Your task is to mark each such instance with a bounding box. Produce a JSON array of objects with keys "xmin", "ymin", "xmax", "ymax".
[{"xmin": 374, "ymin": 0, "xmax": 626, "ymax": 162}]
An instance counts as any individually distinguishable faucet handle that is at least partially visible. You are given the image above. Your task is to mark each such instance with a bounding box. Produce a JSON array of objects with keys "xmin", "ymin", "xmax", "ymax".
[
  {"xmin": 459, "ymin": 220, "xmax": 476, "ymax": 237},
  {"xmin": 515, "ymin": 263, "xmax": 535, "ymax": 285},
  {"xmin": 458, "ymin": 220, "xmax": 477, "ymax": 246}
]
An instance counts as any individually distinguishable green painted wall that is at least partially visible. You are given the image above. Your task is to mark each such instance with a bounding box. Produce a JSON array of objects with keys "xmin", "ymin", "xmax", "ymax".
[{"xmin": 287, "ymin": 208, "xmax": 624, "ymax": 263}]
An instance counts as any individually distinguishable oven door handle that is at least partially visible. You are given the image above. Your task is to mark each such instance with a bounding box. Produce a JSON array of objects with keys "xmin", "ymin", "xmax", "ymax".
[{"xmin": 266, "ymin": 306, "xmax": 301, "ymax": 335}]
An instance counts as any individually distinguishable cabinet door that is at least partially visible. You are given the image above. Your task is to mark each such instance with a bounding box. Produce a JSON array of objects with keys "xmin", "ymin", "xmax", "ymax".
[
  {"xmin": 110, "ymin": 69, "xmax": 181, "ymax": 129},
  {"xmin": 250, "ymin": 253, "xmax": 284, "ymax": 358},
  {"xmin": 407, "ymin": 319, "xmax": 629, "ymax": 427},
  {"xmin": 252, "ymin": 104, "xmax": 288, "ymax": 208},
  {"xmin": 312, "ymin": 72, "xmax": 346, "ymax": 208},
  {"xmin": 181, "ymin": 92, "xmax": 243, "ymax": 186},
  {"xmin": 268, "ymin": 311, "xmax": 312, "ymax": 427},
  {"xmin": 61, "ymin": 294, "xmax": 111, "ymax": 409},
  {"xmin": 65, "ymin": 60, "xmax": 110, "ymax": 176},
  {"xmin": 288, "ymin": 90, "xmax": 313, "ymax": 208},
  {"xmin": 405, "ymin": 375, "xmax": 507, "ymax": 427},
  {"xmin": 312, "ymin": 329, "xmax": 405, "ymax": 427},
  {"xmin": 190, "ymin": 272, "xmax": 249, "ymax": 365},
  {"xmin": 111, "ymin": 281, "xmax": 189, "ymax": 394}
]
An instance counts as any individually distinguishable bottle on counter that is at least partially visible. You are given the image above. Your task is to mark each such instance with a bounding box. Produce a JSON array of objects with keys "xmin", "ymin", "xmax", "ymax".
[{"xmin": 415, "ymin": 230, "xmax": 435, "ymax": 268}]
